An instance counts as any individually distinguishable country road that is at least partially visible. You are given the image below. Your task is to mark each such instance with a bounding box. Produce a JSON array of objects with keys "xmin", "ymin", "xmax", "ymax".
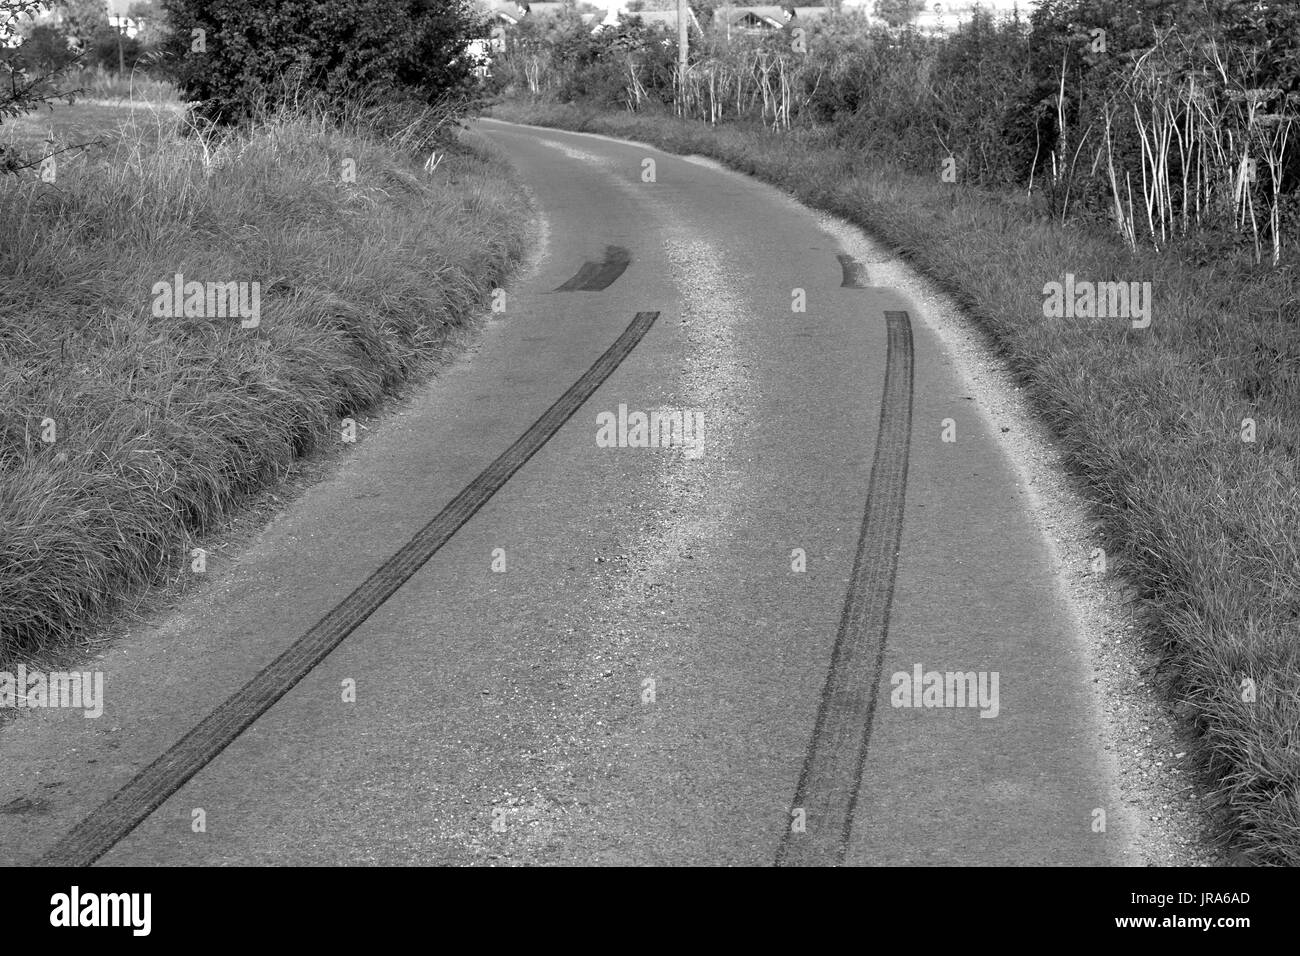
[{"xmin": 0, "ymin": 119, "xmax": 1136, "ymax": 866}]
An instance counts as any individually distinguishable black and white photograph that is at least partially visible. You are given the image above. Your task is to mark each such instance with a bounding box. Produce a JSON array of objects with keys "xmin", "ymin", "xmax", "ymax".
[{"xmin": 0, "ymin": 0, "xmax": 1292, "ymax": 923}]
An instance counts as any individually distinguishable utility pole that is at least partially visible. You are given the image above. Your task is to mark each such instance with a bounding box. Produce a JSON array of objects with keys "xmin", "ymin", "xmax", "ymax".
[{"xmin": 677, "ymin": 0, "xmax": 688, "ymax": 116}]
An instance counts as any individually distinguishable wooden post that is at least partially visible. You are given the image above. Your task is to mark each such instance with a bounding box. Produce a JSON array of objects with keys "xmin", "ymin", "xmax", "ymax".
[{"xmin": 678, "ymin": 0, "xmax": 688, "ymax": 115}]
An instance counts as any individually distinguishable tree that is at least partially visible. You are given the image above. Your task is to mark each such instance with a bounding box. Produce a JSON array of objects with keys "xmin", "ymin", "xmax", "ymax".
[
  {"xmin": 159, "ymin": 0, "xmax": 484, "ymax": 123},
  {"xmin": 1, "ymin": 1, "xmax": 80, "ymax": 175},
  {"xmin": 50, "ymin": 0, "xmax": 110, "ymax": 48},
  {"xmin": 873, "ymin": 0, "xmax": 924, "ymax": 27},
  {"xmin": 126, "ymin": 1, "xmax": 169, "ymax": 45},
  {"xmin": 15, "ymin": 23, "xmax": 76, "ymax": 73}
]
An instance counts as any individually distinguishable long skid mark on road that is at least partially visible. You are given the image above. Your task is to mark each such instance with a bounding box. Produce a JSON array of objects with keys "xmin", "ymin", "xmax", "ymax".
[{"xmin": 40, "ymin": 311, "xmax": 661, "ymax": 867}]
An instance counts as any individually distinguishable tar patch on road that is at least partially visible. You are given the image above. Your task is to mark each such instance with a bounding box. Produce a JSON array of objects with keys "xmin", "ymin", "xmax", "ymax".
[
  {"xmin": 837, "ymin": 253, "xmax": 870, "ymax": 289},
  {"xmin": 777, "ymin": 309, "xmax": 915, "ymax": 867},
  {"xmin": 554, "ymin": 245, "xmax": 632, "ymax": 291},
  {"xmin": 38, "ymin": 310, "xmax": 662, "ymax": 868}
]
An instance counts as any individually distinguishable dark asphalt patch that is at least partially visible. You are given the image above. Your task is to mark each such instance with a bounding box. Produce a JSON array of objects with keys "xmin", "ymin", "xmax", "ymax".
[
  {"xmin": 837, "ymin": 253, "xmax": 869, "ymax": 289},
  {"xmin": 777, "ymin": 309, "xmax": 914, "ymax": 867},
  {"xmin": 38, "ymin": 310, "xmax": 661, "ymax": 867},
  {"xmin": 554, "ymin": 245, "xmax": 632, "ymax": 291}
]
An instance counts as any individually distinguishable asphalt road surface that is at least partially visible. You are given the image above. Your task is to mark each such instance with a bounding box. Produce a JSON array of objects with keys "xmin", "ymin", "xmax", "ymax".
[{"xmin": 0, "ymin": 119, "xmax": 1134, "ymax": 866}]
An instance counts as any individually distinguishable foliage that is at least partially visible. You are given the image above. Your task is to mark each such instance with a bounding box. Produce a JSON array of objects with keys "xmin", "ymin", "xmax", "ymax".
[
  {"xmin": 1, "ymin": 2, "xmax": 79, "ymax": 174},
  {"xmin": 158, "ymin": 0, "xmax": 484, "ymax": 123},
  {"xmin": 492, "ymin": 0, "xmax": 1300, "ymax": 263},
  {"xmin": 50, "ymin": 0, "xmax": 110, "ymax": 47},
  {"xmin": 873, "ymin": 0, "xmax": 924, "ymax": 28},
  {"xmin": 12, "ymin": 22, "xmax": 77, "ymax": 73}
]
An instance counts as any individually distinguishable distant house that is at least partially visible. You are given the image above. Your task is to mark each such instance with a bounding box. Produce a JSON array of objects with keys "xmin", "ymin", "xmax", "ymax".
[
  {"xmin": 517, "ymin": 2, "xmax": 572, "ymax": 18},
  {"xmin": 469, "ymin": 1, "xmax": 602, "ymax": 72},
  {"xmin": 472, "ymin": 1, "xmax": 574, "ymax": 24},
  {"xmin": 721, "ymin": 6, "xmax": 831, "ymax": 33},
  {"xmin": 728, "ymin": 6, "xmax": 792, "ymax": 30},
  {"xmin": 106, "ymin": 0, "xmax": 147, "ymax": 40},
  {"xmin": 469, "ymin": 1, "xmax": 525, "ymax": 75},
  {"xmin": 889, "ymin": 1, "xmax": 1038, "ymax": 34},
  {"xmin": 623, "ymin": 7, "xmax": 703, "ymax": 34},
  {"xmin": 473, "ymin": 1, "xmax": 526, "ymax": 25},
  {"xmin": 1, "ymin": 1, "xmax": 153, "ymax": 46},
  {"xmin": 790, "ymin": 7, "xmax": 832, "ymax": 22},
  {"xmin": 474, "ymin": 1, "xmax": 599, "ymax": 28}
]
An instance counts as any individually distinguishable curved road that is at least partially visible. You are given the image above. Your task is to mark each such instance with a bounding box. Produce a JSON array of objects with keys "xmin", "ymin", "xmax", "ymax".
[{"xmin": 0, "ymin": 119, "xmax": 1133, "ymax": 866}]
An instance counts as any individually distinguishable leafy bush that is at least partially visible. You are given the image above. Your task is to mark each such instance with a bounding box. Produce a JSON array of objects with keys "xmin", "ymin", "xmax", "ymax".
[
  {"xmin": 14, "ymin": 23, "xmax": 77, "ymax": 74},
  {"xmin": 158, "ymin": 0, "xmax": 484, "ymax": 123},
  {"xmin": 2, "ymin": 2, "xmax": 79, "ymax": 175},
  {"xmin": 491, "ymin": 11, "xmax": 677, "ymax": 110},
  {"xmin": 48, "ymin": 0, "xmax": 110, "ymax": 48},
  {"xmin": 873, "ymin": 0, "xmax": 924, "ymax": 28},
  {"xmin": 86, "ymin": 25, "xmax": 147, "ymax": 71}
]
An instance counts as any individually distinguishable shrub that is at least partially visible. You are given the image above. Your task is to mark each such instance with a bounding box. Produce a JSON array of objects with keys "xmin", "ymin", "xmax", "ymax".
[
  {"xmin": 86, "ymin": 25, "xmax": 147, "ymax": 71},
  {"xmin": 14, "ymin": 23, "xmax": 77, "ymax": 74},
  {"xmin": 158, "ymin": 0, "xmax": 484, "ymax": 123},
  {"xmin": 2, "ymin": 2, "xmax": 79, "ymax": 175}
]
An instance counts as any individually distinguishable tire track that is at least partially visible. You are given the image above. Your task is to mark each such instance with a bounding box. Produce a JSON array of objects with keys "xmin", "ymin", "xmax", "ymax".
[
  {"xmin": 554, "ymin": 245, "xmax": 632, "ymax": 292},
  {"xmin": 776, "ymin": 309, "xmax": 914, "ymax": 867},
  {"xmin": 39, "ymin": 310, "xmax": 661, "ymax": 867},
  {"xmin": 837, "ymin": 253, "xmax": 869, "ymax": 288}
]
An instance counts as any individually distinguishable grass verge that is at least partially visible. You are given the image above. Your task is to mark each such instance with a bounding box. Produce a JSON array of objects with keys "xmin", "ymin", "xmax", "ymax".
[
  {"xmin": 488, "ymin": 100, "xmax": 1300, "ymax": 864},
  {"xmin": 1, "ymin": 100, "xmax": 528, "ymax": 666}
]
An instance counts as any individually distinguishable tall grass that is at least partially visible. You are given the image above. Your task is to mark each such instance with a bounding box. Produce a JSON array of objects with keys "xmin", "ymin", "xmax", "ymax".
[
  {"xmin": 0, "ymin": 99, "xmax": 528, "ymax": 660},
  {"xmin": 59, "ymin": 65, "xmax": 181, "ymax": 105}
]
